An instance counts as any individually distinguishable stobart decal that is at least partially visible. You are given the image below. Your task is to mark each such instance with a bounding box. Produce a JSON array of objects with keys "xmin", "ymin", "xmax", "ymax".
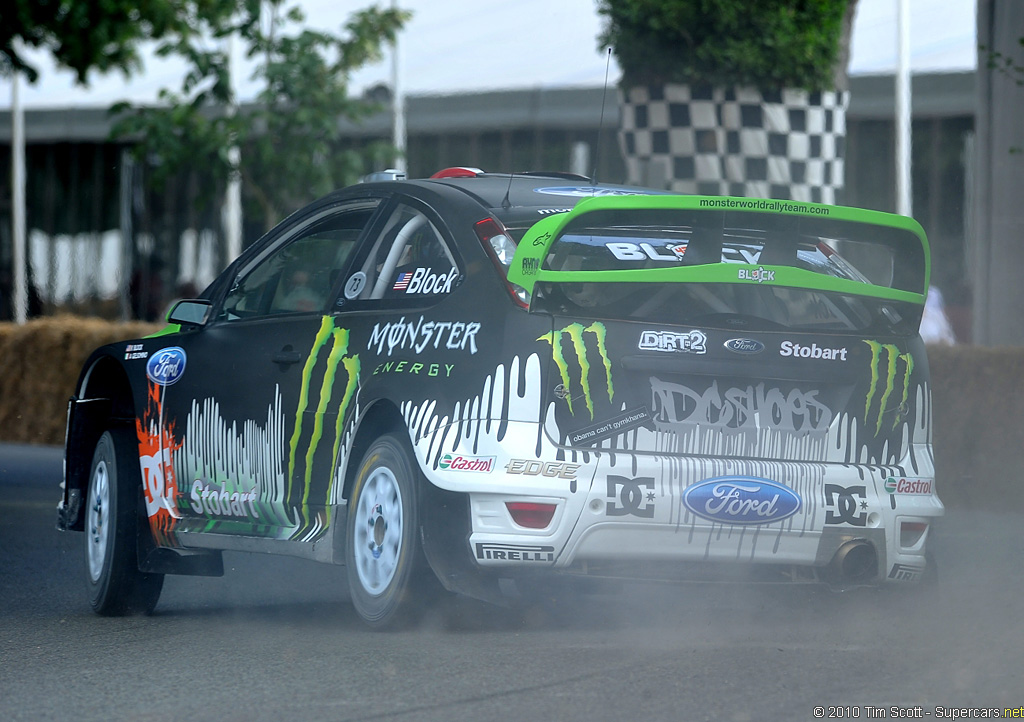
[
  {"xmin": 863, "ymin": 340, "xmax": 914, "ymax": 435},
  {"xmin": 538, "ymin": 322, "xmax": 613, "ymax": 419},
  {"xmin": 287, "ymin": 315, "xmax": 360, "ymax": 539}
]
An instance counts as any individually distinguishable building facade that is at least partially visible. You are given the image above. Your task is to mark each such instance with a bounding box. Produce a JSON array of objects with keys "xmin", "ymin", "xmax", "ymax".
[{"xmin": 1, "ymin": 72, "xmax": 974, "ymax": 338}]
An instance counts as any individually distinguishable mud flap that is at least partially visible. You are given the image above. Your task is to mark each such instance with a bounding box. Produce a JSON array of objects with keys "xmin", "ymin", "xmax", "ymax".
[{"xmin": 418, "ymin": 480, "xmax": 508, "ymax": 606}]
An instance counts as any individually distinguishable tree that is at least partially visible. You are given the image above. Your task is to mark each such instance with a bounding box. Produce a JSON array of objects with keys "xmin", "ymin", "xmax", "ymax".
[
  {"xmin": 973, "ymin": 2, "xmax": 1024, "ymax": 346},
  {"xmin": 596, "ymin": 0, "xmax": 857, "ymax": 203},
  {"xmin": 598, "ymin": 0, "xmax": 853, "ymax": 91},
  {"xmin": 110, "ymin": 1, "xmax": 409, "ymax": 234},
  {"xmin": 985, "ymin": 34, "xmax": 1024, "ymax": 155},
  {"xmin": 1, "ymin": 0, "xmax": 236, "ymax": 83}
]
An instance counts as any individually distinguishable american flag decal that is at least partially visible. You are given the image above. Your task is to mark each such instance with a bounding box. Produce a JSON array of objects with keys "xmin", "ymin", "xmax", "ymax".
[{"xmin": 392, "ymin": 272, "xmax": 412, "ymax": 290}]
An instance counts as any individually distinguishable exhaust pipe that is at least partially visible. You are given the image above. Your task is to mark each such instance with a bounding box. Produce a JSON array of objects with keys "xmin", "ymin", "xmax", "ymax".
[{"xmin": 828, "ymin": 541, "xmax": 878, "ymax": 584}]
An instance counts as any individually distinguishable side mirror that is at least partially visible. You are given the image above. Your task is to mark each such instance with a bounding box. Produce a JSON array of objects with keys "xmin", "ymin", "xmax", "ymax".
[{"xmin": 167, "ymin": 299, "xmax": 212, "ymax": 327}]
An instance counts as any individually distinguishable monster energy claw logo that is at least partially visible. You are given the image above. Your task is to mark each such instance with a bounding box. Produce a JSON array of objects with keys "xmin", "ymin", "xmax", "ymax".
[
  {"xmin": 538, "ymin": 322, "xmax": 613, "ymax": 419},
  {"xmin": 862, "ymin": 340, "xmax": 914, "ymax": 436},
  {"xmin": 287, "ymin": 316, "xmax": 361, "ymax": 518}
]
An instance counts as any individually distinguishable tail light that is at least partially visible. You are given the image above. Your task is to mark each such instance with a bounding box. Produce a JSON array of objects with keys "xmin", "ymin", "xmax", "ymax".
[
  {"xmin": 505, "ymin": 502, "xmax": 556, "ymax": 529},
  {"xmin": 474, "ymin": 217, "xmax": 530, "ymax": 308},
  {"xmin": 900, "ymin": 521, "xmax": 928, "ymax": 549}
]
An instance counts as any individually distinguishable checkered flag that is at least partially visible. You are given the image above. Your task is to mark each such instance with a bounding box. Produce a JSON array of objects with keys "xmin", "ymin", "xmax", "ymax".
[{"xmin": 619, "ymin": 85, "xmax": 849, "ymax": 203}]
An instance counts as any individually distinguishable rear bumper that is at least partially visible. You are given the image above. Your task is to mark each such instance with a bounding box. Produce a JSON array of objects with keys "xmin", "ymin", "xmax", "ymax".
[{"xmin": 452, "ymin": 434, "xmax": 942, "ymax": 587}]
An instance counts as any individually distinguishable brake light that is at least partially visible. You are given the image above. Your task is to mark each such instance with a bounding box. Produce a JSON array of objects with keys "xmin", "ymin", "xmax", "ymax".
[
  {"xmin": 505, "ymin": 502, "xmax": 556, "ymax": 529},
  {"xmin": 431, "ymin": 167, "xmax": 484, "ymax": 178},
  {"xmin": 474, "ymin": 217, "xmax": 529, "ymax": 309},
  {"xmin": 900, "ymin": 521, "xmax": 928, "ymax": 548}
]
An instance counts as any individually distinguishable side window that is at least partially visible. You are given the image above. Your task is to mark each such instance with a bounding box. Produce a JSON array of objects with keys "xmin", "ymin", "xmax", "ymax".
[
  {"xmin": 221, "ymin": 202, "xmax": 377, "ymax": 320},
  {"xmin": 356, "ymin": 203, "xmax": 458, "ymax": 302}
]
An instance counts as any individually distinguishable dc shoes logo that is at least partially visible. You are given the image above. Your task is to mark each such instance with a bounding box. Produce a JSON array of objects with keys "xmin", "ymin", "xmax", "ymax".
[
  {"xmin": 824, "ymin": 484, "xmax": 867, "ymax": 526},
  {"xmin": 606, "ymin": 475, "xmax": 655, "ymax": 518}
]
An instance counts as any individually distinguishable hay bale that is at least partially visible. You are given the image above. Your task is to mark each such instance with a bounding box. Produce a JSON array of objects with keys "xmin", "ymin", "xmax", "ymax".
[
  {"xmin": 927, "ymin": 345, "xmax": 1024, "ymax": 512},
  {"xmin": 0, "ymin": 316, "xmax": 162, "ymax": 445}
]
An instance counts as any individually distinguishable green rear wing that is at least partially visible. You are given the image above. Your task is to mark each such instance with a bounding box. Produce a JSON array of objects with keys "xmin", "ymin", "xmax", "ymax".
[{"xmin": 507, "ymin": 195, "xmax": 930, "ymax": 306}]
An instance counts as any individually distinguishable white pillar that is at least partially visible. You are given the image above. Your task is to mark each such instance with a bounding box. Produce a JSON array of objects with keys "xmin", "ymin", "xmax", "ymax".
[
  {"xmin": 11, "ymin": 72, "xmax": 27, "ymax": 323},
  {"xmin": 391, "ymin": 0, "xmax": 406, "ymax": 173},
  {"xmin": 223, "ymin": 32, "xmax": 243, "ymax": 263},
  {"xmin": 119, "ymin": 150, "xmax": 134, "ymax": 320},
  {"xmin": 895, "ymin": 0, "xmax": 913, "ymax": 217}
]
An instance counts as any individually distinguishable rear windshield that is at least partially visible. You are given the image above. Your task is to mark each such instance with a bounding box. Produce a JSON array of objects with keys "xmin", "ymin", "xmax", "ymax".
[
  {"xmin": 530, "ymin": 281, "xmax": 920, "ymax": 335},
  {"xmin": 521, "ymin": 208, "xmax": 924, "ymax": 336}
]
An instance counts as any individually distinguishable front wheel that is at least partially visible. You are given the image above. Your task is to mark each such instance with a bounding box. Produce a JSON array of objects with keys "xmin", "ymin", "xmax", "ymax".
[
  {"xmin": 85, "ymin": 429, "xmax": 164, "ymax": 615},
  {"xmin": 345, "ymin": 434, "xmax": 432, "ymax": 628}
]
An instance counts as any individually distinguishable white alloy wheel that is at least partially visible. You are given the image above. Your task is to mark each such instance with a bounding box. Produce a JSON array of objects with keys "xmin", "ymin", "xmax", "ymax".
[
  {"xmin": 86, "ymin": 458, "xmax": 111, "ymax": 583},
  {"xmin": 352, "ymin": 465, "xmax": 405, "ymax": 594},
  {"xmin": 345, "ymin": 433, "xmax": 435, "ymax": 628},
  {"xmin": 85, "ymin": 429, "xmax": 164, "ymax": 616}
]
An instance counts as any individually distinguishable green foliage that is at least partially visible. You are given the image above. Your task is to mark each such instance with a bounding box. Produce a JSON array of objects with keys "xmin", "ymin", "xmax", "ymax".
[
  {"xmin": 597, "ymin": 0, "xmax": 850, "ymax": 90},
  {"xmin": 984, "ymin": 37, "xmax": 1024, "ymax": 87},
  {"xmin": 1, "ymin": 0, "xmax": 237, "ymax": 83},
  {"xmin": 110, "ymin": 1, "xmax": 409, "ymax": 233},
  {"xmin": 983, "ymin": 36, "xmax": 1024, "ymax": 154}
]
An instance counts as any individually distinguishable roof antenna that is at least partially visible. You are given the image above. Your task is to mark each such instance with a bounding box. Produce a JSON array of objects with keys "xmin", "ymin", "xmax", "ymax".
[
  {"xmin": 591, "ymin": 47, "xmax": 613, "ymax": 187},
  {"xmin": 501, "ymin": 152, "xmax": 517, "ymax": 210},
  {"xmin": 501, "ymin": 167, "xmax": 514, "ymax": 210}
]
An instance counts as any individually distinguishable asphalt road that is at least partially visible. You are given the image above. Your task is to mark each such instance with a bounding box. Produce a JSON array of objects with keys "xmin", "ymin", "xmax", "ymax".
[{"xmin": 1, "ymin": 442, "xmax": 1021, "ymax": 722}]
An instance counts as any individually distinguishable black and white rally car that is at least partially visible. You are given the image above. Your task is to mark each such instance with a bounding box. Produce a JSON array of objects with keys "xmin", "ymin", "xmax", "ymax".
[{"xmin": 58, "ymin": 168, "xmax": 943, "ymax": 627}]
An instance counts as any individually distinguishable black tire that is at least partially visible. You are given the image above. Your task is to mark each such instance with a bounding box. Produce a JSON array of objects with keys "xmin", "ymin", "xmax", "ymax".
[
  {"xmin": 345, "ymin": 434, "xmax": 432, "ymax": 629},
  {"xmin": 85, "ymin": 429, "xmax": 164, "ymax": 616}
]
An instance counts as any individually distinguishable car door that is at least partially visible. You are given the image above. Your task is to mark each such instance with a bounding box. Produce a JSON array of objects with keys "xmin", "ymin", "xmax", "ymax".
[
  {"xmin": 315, "ymin": 194, "xmax": 476, "ymax": 467},
  {"xmin": 146, "ymin": 197, "xmax": 382, "ymax": 544}
]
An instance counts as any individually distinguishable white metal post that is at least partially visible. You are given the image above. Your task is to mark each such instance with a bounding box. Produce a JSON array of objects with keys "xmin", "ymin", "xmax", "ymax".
[
  {"xmin": 119, "ymin": 149, "xmax": 134, "ymax": 320},
  {"xmin": 11, "ymin": 72, "xmax": 27, "ymax": 323},
  {"xmin": 391, "ymin": 0, "xmax": 406, "ymax": 173},
  {"xmin": 223, "ymin": 32, "xmax": 243, "ymax": 263},
  {"xmin": 895, "ymin": 0, "xmax": 913, "ymax": 217}
]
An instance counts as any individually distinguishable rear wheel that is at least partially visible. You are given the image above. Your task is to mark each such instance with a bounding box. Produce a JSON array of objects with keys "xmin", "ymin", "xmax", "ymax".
[
  {"xmin": 345, "ymin": 434, "xmax": 432, "ymax": 628},
  {"xmin": 85, "ymin": 429, "xmax": 164, "ymax": 615}
]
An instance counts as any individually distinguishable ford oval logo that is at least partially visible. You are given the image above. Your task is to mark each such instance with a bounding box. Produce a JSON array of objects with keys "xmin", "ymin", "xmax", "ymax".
[
  {"xmin": 146, "ymin": 347, "xmax": 187, "ymax": 386},
  {"xmin": 682, "ymin": 476, "xmax": 801, "ymax": 525},
  {"xmin": 724, "ymin": 338, "xmax": 765, "ymax": 354}
]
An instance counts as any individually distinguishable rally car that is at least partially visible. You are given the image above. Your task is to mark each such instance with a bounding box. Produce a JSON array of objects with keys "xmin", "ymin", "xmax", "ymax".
[{"xmin": 58, "ymin": 168, "xmax": 943, "ymax": 627}]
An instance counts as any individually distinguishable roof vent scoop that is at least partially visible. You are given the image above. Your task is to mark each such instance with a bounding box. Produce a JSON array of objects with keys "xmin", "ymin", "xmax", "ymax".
[{"xmin": 362, "ymin": 169, "xmax": 406, "ymax": 183}]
